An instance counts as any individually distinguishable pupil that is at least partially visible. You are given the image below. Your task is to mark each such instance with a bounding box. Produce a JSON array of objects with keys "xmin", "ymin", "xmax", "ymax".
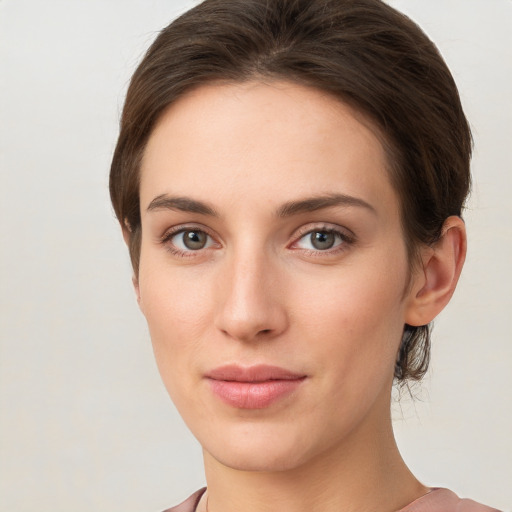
[
  {"xmin": 311, "ymin": 231, "xmax": 335, "ymax": 250},
  {"xmin": 184, "ymin": 230, "xmax": 207, "ymax": 250}
]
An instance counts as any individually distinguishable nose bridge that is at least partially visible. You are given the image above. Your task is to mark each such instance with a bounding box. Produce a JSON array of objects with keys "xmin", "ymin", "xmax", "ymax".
[{"xmin": 215, "ymin": 241, "xmax": 287, "ymax": 341}]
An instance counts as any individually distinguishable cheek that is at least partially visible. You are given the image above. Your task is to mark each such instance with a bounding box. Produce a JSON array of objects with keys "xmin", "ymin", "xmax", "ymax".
[
  {"xmin": 137, "ymin": 260, "xmax": 212, "ymax": 394},
  {"xmin": 139, "ymin": 247, "xmax": 211, "ymax": 339},
  {"xmin": 292, "ymin": 257, "xmax": 408, "ymax": 378}
]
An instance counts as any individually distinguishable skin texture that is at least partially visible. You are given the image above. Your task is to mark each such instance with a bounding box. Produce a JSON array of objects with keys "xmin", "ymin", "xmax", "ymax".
[{"xmin": 133, "ymin": 81, "xmax": 466, "ymax": 512}]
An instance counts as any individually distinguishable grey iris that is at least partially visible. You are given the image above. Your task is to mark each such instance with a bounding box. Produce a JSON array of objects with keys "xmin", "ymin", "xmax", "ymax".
[{"xmin": 311, "ymin": 231, "xmax": 335, "ymax": 250}]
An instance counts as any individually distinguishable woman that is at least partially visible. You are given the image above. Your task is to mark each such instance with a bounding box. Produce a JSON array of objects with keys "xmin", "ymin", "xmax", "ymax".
[{"xmin": 109, "ymin": 0, "xmax": 501, "ymax": 510}]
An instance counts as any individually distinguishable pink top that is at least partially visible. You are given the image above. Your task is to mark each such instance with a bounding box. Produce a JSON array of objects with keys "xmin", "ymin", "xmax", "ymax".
[
  {"xmin": 163, "ymin": 488, "xmax": 502, "ymax": 512},
  {"xmin": 398, "ymin": 488, "xmax": 501, "ymax": 511}
]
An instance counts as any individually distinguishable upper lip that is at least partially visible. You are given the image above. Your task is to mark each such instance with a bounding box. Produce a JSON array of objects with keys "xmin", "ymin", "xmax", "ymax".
[{"xmin": 206, "ymin": 364, "xmax": 306, "ymax": 382}]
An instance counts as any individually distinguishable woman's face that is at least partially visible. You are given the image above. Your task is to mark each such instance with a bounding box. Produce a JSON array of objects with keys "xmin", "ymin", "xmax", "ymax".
[{"xmin": 137, "ymin": 81, "xmax": 421, "ymax": 472}]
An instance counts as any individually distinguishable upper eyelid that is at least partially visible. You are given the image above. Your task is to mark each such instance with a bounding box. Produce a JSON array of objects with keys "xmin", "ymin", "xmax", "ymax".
[
  {"xmin": 291, "ymin": 222, "xmax": 356, "ymax": 241},
  {"xmin": 158, "ymin": 222, "xmax": 355, "ymax": 248},
  {"xmin": 160, "ymin": 223, "xmax": 217, "ymax": 241}
]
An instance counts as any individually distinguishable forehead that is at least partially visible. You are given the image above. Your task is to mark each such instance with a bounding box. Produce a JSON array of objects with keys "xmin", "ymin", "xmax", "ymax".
[{"xmin": 140, "ymin": 81, "xmax": 398, "ymax": 217}]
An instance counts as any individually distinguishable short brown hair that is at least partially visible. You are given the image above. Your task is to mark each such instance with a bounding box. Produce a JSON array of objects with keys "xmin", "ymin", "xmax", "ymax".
[{"xmin": 109, "ymin": 0, "xmax": 472, "ymax": 382}]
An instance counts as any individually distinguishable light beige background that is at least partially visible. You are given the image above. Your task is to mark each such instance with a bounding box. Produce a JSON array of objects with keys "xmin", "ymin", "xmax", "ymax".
[{"xmin": 0, "ymin": 1, "xmax": 510, "ymax": 510}]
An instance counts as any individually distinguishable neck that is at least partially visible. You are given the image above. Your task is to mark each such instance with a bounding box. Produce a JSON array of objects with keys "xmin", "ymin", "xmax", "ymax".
[{"xmin": 202, "ymin": 400, "xmax": 427, "ymax": 512}]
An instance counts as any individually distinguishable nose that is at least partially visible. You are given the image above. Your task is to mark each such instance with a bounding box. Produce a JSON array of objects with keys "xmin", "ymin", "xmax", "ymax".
[{"xmin": 214, "ymin": 250, "xmax": 288, "ymax": 343}]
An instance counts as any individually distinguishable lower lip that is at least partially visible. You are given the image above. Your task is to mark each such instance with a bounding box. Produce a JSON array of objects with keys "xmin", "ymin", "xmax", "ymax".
[{"xmin": 207, "ymin": 378, "xmax": 305, "ymax": 409}]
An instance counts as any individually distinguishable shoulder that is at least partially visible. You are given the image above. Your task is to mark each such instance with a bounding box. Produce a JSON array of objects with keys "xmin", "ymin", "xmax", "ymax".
[
  {"xmin": 399, "ymin": 488, "xmax": 503, "ymax": 512},
  {"xmin": 160, "ymin": 487, "xmax": 503, "ymax": 512},
  {"xmin": 161, "ymin": 488, "xmax": 207, "ymax": 512}
]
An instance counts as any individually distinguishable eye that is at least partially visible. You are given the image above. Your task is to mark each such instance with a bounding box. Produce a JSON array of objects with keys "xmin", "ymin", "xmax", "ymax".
[
  {"xmin": 294, "ymin": 229, "xmax": 349, "ymax": 251},
  {"xmin": 167, "ymin": 229, "xmax": 215, "ymax": 252}
]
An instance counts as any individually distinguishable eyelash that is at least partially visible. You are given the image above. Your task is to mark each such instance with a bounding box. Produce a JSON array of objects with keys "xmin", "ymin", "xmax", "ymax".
[
  {"xmin": 159, "ymin": 224, "xmax": 356, "ymax": 258},
  {"xmin": 159, "ymin": 224, "xmax": 219, "ymax": 258},
  {"xmin": 290, "ymin": 224, "xmax": 356, "ymax": 257}
]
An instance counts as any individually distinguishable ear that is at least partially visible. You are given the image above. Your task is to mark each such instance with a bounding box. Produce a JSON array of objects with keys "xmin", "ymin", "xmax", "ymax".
[
  {"xmin": 405, "ymin": 216, "xmax": 467, "ymax": 326},
  {"xmin": 132, "ymin": 274, "xmax": 143, "ymax": 311},
  {"xmin": 122, "ymin": 218, "xmax": 132, "ymax": 246},
  {"xmin": 121, "ymin": 219, "xmax": 144, "ymax": 312}
]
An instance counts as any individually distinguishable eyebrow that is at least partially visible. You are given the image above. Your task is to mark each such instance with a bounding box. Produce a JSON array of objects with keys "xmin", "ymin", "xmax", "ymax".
[
  {"xmin": 146, "ymin": 195, "xmax": 218, "ymax": 216},
  {"xmin": 276, "ymin": 193, "xmax": 377, "ymax": 217},
  {"xmin": 146, "ymin": 192, "xmax": 376, "ymax": 218}
]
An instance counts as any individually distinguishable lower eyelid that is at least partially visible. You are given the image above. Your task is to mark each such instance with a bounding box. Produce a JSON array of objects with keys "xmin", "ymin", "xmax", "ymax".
[
  {"xmin": 160, "ymin": 226, "xmax": 222, "ymax": 256},
  {"xmin": 159, "ymin": 225, "xmax": 353, "ymax": 255}
]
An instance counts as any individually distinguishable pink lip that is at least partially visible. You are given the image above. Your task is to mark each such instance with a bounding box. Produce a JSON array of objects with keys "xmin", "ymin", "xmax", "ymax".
[{"xmin": 205, "ymin": 364, "xmax": 306, "ymax": 409}]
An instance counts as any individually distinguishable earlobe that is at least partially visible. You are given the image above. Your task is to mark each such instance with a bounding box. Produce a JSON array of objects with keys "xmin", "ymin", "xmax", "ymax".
[
  {"xmin": 132, "ymin": 274, "xmax": 144, "ymax": 313},
  {"xmin": 405, "ymin": 216, "xmax": 467, "ymax": 327},
  {"xmin": 122, "ymin": 219, "xmax": 132, "ymax": 247}
]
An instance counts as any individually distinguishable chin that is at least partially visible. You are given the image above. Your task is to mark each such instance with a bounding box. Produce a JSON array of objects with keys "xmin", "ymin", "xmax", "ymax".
[
  {"xmin": 200, "ymin": 420, "xmax": 328, "ymax": 473},
  {"xmin": 209, "ymin": 444, "xmax": 307, "ymax": 473}
]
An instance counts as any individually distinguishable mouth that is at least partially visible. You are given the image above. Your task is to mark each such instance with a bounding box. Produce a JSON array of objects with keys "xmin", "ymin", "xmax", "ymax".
[{"xmin": 205, "ymin": 364, "xmax": 307, "ymax": 409}]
